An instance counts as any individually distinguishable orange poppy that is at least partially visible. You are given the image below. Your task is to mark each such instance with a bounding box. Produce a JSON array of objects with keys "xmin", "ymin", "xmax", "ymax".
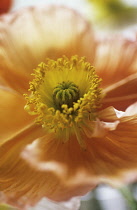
[
  {"xmin": 0, "ymin": 0, "xmax": 12, "ymax": 14},
  {"xmin": 0, "ymin": 5, "xmax": 137, "ymax": 209}
]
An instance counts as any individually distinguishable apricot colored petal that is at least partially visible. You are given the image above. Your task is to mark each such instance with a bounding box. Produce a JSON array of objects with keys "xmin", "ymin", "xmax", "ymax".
[
  {"xmin": 0, "ymin": 6, "xmax": 95, "ymax": 93},
  {"xmin": 89, "ymin": 109, "xmax": 137, "ymax": 184},
  {"xmin": 0, "ymin": 123, "xmax": 46, "ymax": 169},
  {"xmin": 98, "ymin": 106, "xmax": 123, "ymax": 121},
  {"xmin": 0, "ymin": 126, "xmax": 95, "ymax": 208},
  {"xmin": 0, "ymin": 124, "xmax": 50, "ymax": 208},
  {"xmin": 94, "ymin": 37, "xmax": 137, "ymax": 88},
  {"xmin": 21, "ymin": 105, "xmax": 137, "ymax": 196},
  {"xmin": 86, "ymin": 119, "xmax": 119, "ymax": 138},
  {"xmin": 102, "ymin": 73, "xmax": 137, "ymax": 111},
  {"xmin": 103, "ymin": 111, "xmax": 137, "ymax": 182},
  {"xmin": 0, "ymin": 86, "xmax": 34, "ymax": 145},
  {"xmin": 23, "ymin": 107, "xmax": 122, "ymax": 172},
  {"xmin": 2, "ymin": 103, "xmax": 137, "ymax": 206}
]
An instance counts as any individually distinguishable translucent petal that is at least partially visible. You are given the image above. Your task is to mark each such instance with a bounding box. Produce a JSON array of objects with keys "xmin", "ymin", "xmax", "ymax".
[
  {"xmin": 94, "ymin": 37, "xmax": 137, "ymax": 88},
  {"xmin": 0, "ymin": 6, "xmax": 95, "ymax": 93}
]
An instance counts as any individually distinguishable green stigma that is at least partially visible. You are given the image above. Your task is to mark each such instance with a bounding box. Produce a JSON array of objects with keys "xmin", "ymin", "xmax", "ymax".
[{"xmin": 53, "ymin": 81, "xmax": 80, "ymax": 110}]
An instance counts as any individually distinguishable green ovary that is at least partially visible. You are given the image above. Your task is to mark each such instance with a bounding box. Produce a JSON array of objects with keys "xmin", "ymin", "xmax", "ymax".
[{"xmin": 53, "ymin": 81, "xmax": 80, "ymax": 111}]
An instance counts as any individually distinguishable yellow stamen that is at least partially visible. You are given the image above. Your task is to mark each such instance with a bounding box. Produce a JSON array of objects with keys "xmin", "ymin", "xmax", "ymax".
[{"xmin": 24, "ymin": 56, "xmax": 103, "ymax": 148}]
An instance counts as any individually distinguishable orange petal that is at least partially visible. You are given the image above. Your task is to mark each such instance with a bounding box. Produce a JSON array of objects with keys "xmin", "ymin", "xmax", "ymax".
[
  {"xmin": 0, "ymin": 86, "xmax": 34, "ymax": 145},
  {"xmin": 0, "ymin": 6, "xmax": 95, "ymax": 93},
  {"xmin": 102, "ymin": 73, "xmax": 137, "ymax": 111},
  {"xmin": 94, "ymin": 37, "xmax": 137, "ymax": 88}
]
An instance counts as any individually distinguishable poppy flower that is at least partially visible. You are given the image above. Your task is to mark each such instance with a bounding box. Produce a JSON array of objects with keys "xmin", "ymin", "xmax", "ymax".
[{"xmin": 0, "ymin": 5, "xmax": 137, "ymax": 209}]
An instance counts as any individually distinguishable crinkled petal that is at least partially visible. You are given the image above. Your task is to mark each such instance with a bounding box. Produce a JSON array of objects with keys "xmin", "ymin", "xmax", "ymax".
[
  {"xmin": 0, "ymin": 123, "xmax": 95, "ymax": 208},
  {"xmin": 21, "ymin": 105, "xmax": 137, "ymax": 195},
  {"xmin": 98, "ymin": 106, "xmax": 123, "ymax": 121},
  {"xmin": 94, "ymin": 37, "xmax": 137, "ymax": 88},
  {"xmin": 0, "ymin": 86, "xmax": 34, "ymax": 144},
  {"xmin": 0, "ymin": 6, "xmax": 95, "ymax": 93}
]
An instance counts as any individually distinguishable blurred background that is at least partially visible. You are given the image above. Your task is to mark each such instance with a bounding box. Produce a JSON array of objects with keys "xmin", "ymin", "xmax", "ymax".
[{"xmin": 0, "ymin": 0, "xmax": 137, "ymax": 209}]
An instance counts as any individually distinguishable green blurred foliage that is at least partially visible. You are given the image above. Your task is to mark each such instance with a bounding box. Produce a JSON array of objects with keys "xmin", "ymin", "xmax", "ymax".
[
  {"xmin": 0, "ymin": 203, "xmax": 16, "ymax": 210},
  {"xmin": 87, "ymin": 0, "xmax": 137, "ymax": 29}
]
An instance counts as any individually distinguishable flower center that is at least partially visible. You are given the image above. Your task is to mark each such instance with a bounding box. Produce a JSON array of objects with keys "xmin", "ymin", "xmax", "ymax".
[
  {"xmin": 24, "ymin": 56, "xmax": 103, "ymax": 149},
  {"xmin": 53, "ymin": 81, "xmax": 80, "ymax": 111}
]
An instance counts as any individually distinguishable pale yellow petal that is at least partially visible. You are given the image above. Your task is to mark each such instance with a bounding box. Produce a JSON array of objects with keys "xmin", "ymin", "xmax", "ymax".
[{"xmin": 0, "ymin": 6, "xmax": 95, "ymax": 93}]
